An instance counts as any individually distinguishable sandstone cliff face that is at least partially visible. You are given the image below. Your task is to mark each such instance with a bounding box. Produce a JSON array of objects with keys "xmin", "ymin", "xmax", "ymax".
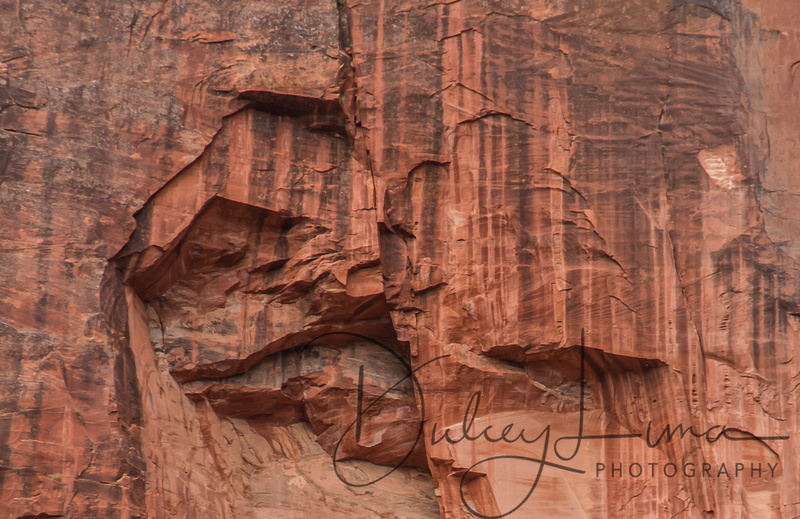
[{"xmin": 1, "ymin": 0, "xmax": 799, "ymax": 517}]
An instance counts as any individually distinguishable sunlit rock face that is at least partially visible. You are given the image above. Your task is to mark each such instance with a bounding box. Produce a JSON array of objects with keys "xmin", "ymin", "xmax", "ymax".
[{"xmin": 1, "ymin": 0, "xmax": 799, "ymax": 517}]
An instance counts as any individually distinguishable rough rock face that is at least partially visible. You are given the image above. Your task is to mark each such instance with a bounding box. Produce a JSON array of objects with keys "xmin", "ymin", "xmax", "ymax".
[{"xmin": 1, "ymin": 0, "xmax": 799, "ymax": 517}]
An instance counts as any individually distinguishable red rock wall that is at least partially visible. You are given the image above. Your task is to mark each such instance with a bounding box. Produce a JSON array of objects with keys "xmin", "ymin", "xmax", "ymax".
[{"xmin": 1, "ymin": 0, "xmax": 799, "ymax": 517}]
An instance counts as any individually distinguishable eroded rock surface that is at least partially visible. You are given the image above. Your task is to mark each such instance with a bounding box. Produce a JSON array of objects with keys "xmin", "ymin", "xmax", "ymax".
[{"xmin": 1, "ymin": 0, "xmax": 799, "ymax": 517}]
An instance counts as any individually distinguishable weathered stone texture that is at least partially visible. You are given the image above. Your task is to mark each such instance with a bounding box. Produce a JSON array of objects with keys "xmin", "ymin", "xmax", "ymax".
[{"xmin": 1, "ymin": 0, "xmax": 799, "ymax": 517}]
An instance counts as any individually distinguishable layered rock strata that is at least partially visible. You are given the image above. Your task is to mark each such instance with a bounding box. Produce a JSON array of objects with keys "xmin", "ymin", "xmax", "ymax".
[{"xmin": 1, "ymin": 0, "xmax": 799, "ymax": 517}]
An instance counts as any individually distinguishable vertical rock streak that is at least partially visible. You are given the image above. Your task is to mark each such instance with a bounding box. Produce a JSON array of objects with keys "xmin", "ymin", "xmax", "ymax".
[{"xmin": 0, "ymin": 0, "xmax": 798, "ymax": 517}]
